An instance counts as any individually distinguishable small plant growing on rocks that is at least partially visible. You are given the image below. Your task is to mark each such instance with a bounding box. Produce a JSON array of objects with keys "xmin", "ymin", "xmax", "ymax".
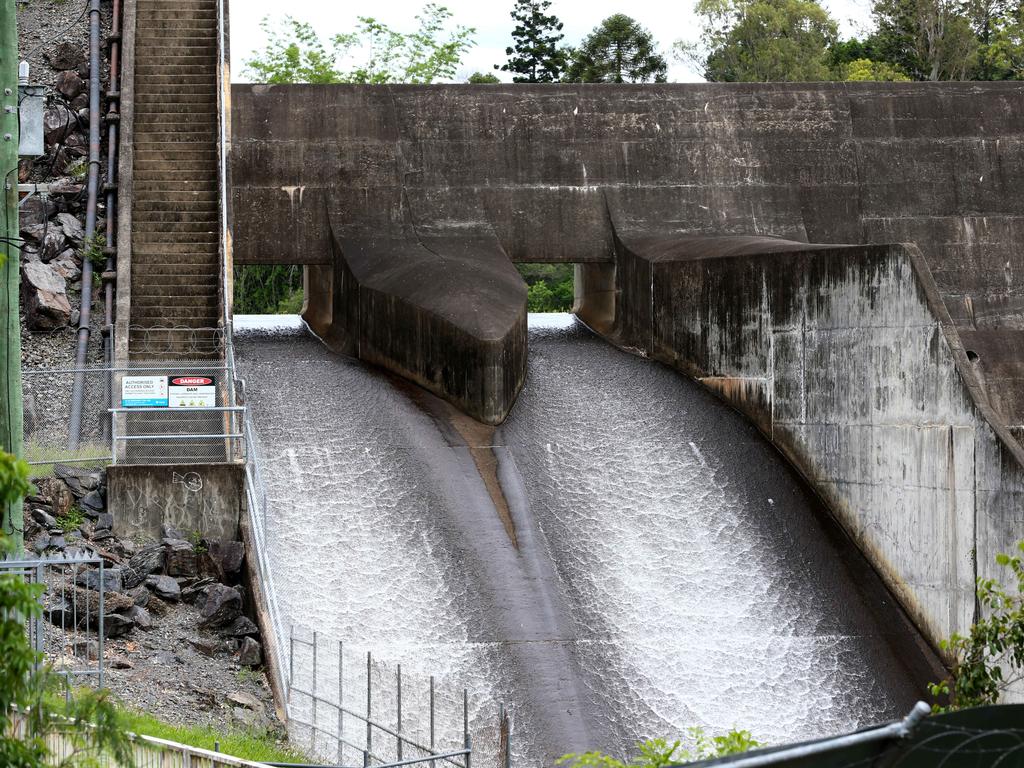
[
  {"xmin": 189, "ymin": 530, "xmax": 207, "ymax": 555},
  {"xmin": 55, "ymin": 505, "xmax": 84, "ymax": 535},
  {"xmin": 929, "ymin": 541, "xmax": 1024, "ymax": 710}
]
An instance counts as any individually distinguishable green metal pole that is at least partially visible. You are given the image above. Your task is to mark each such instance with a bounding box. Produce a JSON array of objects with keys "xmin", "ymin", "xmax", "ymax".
[{"xmin": 1, "ymin": 0, "xmax": 24, "ymax": 545}]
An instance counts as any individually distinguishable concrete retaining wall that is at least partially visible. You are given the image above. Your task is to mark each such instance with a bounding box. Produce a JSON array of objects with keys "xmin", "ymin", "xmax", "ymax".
[
  {"xmin": 577, "ymin": 235, "xmax": 1024, "ymax": 662},
  {"xmin": 108, "ymin": 462, "xmax": 244, "ymax": 541}
]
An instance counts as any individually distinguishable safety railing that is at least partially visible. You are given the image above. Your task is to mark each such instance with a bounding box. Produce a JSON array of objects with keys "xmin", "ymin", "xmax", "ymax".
[
  {"xmin": 23, "ymin": 363, "xmax": 246, "ymax": 470},
  {"xmin": 0, "ymin": 553, "xmax": 108, "ymax": 689},
  {"xmin": 286, "ymin": 627, "xmax": 479, "ymax": 768}
]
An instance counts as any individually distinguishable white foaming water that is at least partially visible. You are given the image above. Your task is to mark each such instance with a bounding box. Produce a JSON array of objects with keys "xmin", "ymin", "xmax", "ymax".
[{"xmin": 235, "ymin": 314, "xmax": 921, "ymax": 767}]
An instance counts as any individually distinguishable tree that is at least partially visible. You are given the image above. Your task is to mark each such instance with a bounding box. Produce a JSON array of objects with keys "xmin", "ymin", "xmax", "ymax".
[
  {"xmin": 467, "ymin": 71, "xmax": 502, "ymax": 82},
  {"xmin": 870, "ymin": 0, "xmax": 979, "ymax": 79},
  {"xmin": 563, "ymin": 15, "xmax": 668, "ymax": 83},
  {"xmin": 498, "ymin": 0, "xmax": 570, "ymax": 82},
  {"xmin": 0, "ymin": 450, "xmax": 133, "ymax": 766},
  {"xmin": 929, "ymin": 541, "xmax": 1024, "ymax": 709},
  {"xmin": 678, "ymin": 0, "xmax": 839, "ymax": 82},
  {"xmin": 244, "ymin": 4, "xmax": 476, "ymax": 84},
  {"xmin": 841, "ymin": 57, "xmax": 912, "ymax": 79}
]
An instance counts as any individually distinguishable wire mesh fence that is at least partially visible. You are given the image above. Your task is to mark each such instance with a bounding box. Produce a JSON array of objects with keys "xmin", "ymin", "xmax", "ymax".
[
  {"xmin": 286, "ymin": 627, "xmax": 510, "ymax": 768},
  {"xmin": 22, "ymin": 361, "xmax": 244, "ymax": 469}
]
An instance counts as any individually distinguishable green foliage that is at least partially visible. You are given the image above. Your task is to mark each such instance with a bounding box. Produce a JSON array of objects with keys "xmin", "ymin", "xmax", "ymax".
[
  {"xmin": 518, "ymin": 263, "xmax": 573, "ymax": 312},
  {"xmin": 498, "ymin": 0, "xmax": 570, "ymax": 82},
  {"xmin": 1, "ymin": 451, "xmax": 31, "ymax": 539},
  {"xmin": 79, "ymin": 234, "xmax": 106, "ymax": 271},
  {"xmin": 0, "ymin": 455, "xmax": 134, "ymax": 766},
  {"xmin": 468, "ymin": 71, "xmax": 502, "ymax": 82},
  {"xmin": 841, "ymin": 57, "xmax": 912, "ymax": 79},
  {"xmin": 678, "ymin": 0, "xmax": 839, "ymax": 81},
  {"xmin": 54, "ymin": 506, "xmax": 84, "ymax": 535},
  {"xmin": 244, "ymin": 5, "xmax": 476, "ymax": 85},
  {"xmin": 559, "ymin": 730, "xmax": 762, "ymax": 768},
  {"xmin": 870, "ymin": 0, "xmax": 980, "ymax": 80},
  {"xmin": 233, "ymin": 265, "xmax": 303, "ymax": 315},
  {"xmin": 929, "ymin": 541, "xmax": 1024, "ymax": 710},
  {"xmin": 188, "ymin": 530, "xmax": 207, "ymax": 555},
  {"xmin": 564, "ymin": 15, "xmax": 668, "ymax": 83}
]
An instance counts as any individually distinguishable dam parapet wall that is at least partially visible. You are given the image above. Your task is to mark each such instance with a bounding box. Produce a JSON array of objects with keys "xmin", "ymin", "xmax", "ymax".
[{"xmin": 577, "ymin": 236, "xmax": 1024, "ymax": 668}]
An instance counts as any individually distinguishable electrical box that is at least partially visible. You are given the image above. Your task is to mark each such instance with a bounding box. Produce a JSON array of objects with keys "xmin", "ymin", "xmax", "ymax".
[{"xmin": 18, "ymin": 84, "xmax": 45, "ymax": 157}]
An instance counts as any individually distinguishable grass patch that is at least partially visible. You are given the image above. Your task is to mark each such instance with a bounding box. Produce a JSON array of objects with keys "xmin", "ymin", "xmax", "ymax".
[
  {"xmin": 24, "ymin": 441, "xmax": 109, "ymax": 478},
  {"xmin": 117, "ymin": 707, "xmax": 308, "ymax": 764}
]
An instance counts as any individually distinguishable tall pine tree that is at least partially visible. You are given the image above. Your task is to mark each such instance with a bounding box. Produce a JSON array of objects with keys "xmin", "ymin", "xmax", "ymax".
[{"xmin": 498, "ymin": 0, "xmax": 569, "ymax": 82}]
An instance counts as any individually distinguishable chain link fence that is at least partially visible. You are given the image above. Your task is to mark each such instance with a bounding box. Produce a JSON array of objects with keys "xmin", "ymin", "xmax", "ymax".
[{"xmin": 23, "ymin": 360, "xmax": 243, "ymax": 470}]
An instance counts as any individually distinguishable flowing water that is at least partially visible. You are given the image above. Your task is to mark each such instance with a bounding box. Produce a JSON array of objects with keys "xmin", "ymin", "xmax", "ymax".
[{"xmin": 235, "ymin": 313, "xmax": 926, "ymax": 767}]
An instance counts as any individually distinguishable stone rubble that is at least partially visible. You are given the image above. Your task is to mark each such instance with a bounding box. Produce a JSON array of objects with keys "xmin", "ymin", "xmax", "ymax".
[{"xmin": 25, "ymin": 467, "xmax": 276, "ymax": 733}]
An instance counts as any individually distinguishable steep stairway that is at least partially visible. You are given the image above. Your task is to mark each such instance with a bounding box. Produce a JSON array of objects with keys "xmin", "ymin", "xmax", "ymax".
[
  {"xmin": 127, "ymin": 0, "xmax": 227, "ymax": 463},
  {"xmin": 130, "ymin": 0, "xmax": 220, "ymax": 361}
]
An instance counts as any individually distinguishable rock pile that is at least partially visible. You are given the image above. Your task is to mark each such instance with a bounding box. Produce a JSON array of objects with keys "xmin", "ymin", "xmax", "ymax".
[
  {"xmin": 24, "ymin": 468, "xmax": 263, "ymax": 668},
  {"xmin": 19, "ymin": 38, "xmax": 103, "ymax": 332}
]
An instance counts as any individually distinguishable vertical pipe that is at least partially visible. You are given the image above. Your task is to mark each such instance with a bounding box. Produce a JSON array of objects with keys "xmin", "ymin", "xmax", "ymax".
[
  {"xmin": 68, "ymin": 0, "xmax": 103, "ymax": 448},
  {"xmin": 289, "ymin": 625, "xmax": 294, "ymax": 689},
  {"xmin": 102, "ymin": 0, "xmax": 122, "ymax": 440},
  {"xmin": 396, "ymin": 664, "xmax": 402, "ymax": 762},
  {"xmin": 0, "ymin": 0, "xmax": 23, "ymax": 543}
]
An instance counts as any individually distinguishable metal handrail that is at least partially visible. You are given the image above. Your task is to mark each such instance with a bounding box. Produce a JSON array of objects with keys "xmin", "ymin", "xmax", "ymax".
[{"xmin": 108, "ymin": 406, "xmax": 245, "ymax": 413}]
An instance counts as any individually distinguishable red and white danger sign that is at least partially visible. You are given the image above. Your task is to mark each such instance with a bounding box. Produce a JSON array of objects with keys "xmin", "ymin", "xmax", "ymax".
[{"xmin": 168, "ymin": 375, "xmax": 217, "ymax": 408}]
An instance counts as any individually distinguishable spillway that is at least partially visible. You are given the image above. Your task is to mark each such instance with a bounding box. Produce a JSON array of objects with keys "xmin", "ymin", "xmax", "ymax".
[{"xmin": 235, "ymin": 313, "xmax": 928, "ymax": 767}]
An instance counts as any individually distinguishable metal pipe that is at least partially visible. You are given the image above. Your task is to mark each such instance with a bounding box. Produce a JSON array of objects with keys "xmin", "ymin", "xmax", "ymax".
[
  {"xmin": 103, "ymin": 0, "xmax": 122, "ymax": 442},
  {"xmin": 68, "ymin": 0, "xmax": 103, "ymax": 448},
  {"xmin": 708, "ymin": 702, "xmax": 932, "ymax": 768}
]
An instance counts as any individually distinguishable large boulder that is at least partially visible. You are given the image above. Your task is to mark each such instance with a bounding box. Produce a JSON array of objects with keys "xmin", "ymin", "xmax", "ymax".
[
  {"xmin": 21, "ymin": 261, "xmax": 71, "ymax": 331},
  {"xmin": 200, "ymin": 584, "xmax": 242, "ymax": 628},
  {"xmin": 54, "ymin": 70, "xmax": 85, "ymax": 100},
  {"xmin": 75, "ymin": 567, "xmax": 124, "ymax": 594},
  {"xmin": 122, "ymin": 544, "xmax": 164, "ymax": 589},
  {"xmin": 43, "ymin": 105, "xmax": 76, "ymax": 146},
  {"xmin": 145, "ymin": 574, "xmax": 181, "ymax": 602},
  {"xmin": 45, "ymin": 42, "xmax": 86, "ymax": 71},
  {"xmin": 55, "ymin": 212, "xmax": 85, "ymax": 243}
]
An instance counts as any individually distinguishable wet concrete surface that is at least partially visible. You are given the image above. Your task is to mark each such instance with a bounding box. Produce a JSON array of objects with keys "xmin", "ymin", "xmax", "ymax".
[{"xmin": 234, "ymin": 313, "xmax": 933, "ymax": 767}]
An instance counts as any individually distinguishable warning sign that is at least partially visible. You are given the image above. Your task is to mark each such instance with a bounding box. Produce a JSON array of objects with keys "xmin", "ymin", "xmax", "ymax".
[
  {"xmin": 168, "ymin": 375, "xmax": 217, "ymax": 408},
  {"xmin": 121, "ymin": 376, "xmax": 168, "ymax": 407}
]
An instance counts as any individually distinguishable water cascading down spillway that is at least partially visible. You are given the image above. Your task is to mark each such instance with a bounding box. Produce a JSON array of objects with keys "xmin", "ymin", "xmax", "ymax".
[{"xmin": 235, "ymin": 313, "xmax": 928, "ymax": 768}]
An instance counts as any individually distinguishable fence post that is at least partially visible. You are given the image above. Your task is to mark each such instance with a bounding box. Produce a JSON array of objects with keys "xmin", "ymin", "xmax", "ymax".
[
  {"xmin": 429, "ymin": 675, "xmax": 436, "ymax": 768},
  {"xmin": 366, "ymin": 651, "xmax": 373, "ymax": 758},
  {"xmin": 363, "ymin": 749, "xmax": 370, "ymax": 768},
  {"xmin": 397, "ymin": 663, "xmax": 403, "ymax": 762},
  {"xmin": 312, "ymin": 630, "xmax": 319, "ymax": 752},
  {"xmin": 338, "ymin": 640, "xmax": 344, "ymax": 766},
  {"xmin": 464, "ymin": 688, "xmax": 470, "ymax": 768},
  {"xmin": 97, "ymin": 559, "xmax": 104, "ymax": 688}
]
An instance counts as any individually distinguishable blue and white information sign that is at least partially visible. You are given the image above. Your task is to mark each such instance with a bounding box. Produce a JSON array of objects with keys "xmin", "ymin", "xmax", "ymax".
[{"xmin": 121, "ymin": 375, "xmax": 168, "ymax": 407}]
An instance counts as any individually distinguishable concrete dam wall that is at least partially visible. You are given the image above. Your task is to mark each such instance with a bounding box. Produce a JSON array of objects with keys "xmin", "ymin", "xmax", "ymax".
[{"xmin": 230, "ymin": 83, "xmax": 1024, "ymax": 670}]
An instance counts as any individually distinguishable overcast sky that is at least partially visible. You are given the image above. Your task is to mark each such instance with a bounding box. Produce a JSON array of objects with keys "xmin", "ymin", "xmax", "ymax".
[{"xmin": 230, "ymin": 0, "xmax": 877, "ymax": 84}]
